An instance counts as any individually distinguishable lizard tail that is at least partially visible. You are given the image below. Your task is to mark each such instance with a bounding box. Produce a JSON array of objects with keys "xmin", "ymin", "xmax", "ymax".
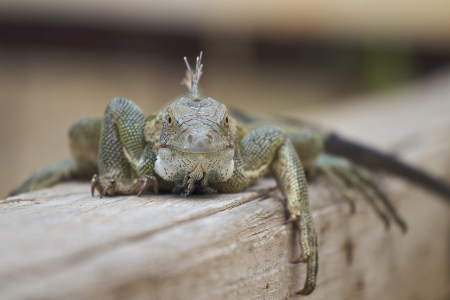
[{"xmin": 324, "ymin": 133, "xmax": 450, "ymax": 202}]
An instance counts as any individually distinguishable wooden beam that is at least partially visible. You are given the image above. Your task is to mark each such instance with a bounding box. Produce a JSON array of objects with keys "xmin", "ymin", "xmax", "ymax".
[{"xmin": 1, "ymin": 79, "xmax": 450, "ymax": 299}]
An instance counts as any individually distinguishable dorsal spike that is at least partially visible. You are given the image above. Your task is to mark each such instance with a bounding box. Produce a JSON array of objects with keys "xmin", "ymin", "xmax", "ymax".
[{"xmin": 181, "ymin": 52, "xmax": 203, "ymax": 99}]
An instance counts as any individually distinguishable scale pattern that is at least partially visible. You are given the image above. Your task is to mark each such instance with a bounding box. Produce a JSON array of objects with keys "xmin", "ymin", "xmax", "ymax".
[{"xmin": 99, "ymin": 97, "xmax": 147, "ymax": 179}]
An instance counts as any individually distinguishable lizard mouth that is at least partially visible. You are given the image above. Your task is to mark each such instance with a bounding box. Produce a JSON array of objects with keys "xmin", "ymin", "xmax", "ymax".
[{"xmin": 159, "ymin": 142, "xmax": 234, "ymax": 154}]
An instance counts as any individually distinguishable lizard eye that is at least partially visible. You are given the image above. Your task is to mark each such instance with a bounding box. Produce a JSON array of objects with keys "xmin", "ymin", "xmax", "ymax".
[
  {"xmin": 167, "ymin": 115, "xmax": 173, "ymax": 127},
  {"xmin": 224, "ymin": 115, "xmax": 229, "ymax": 127}
]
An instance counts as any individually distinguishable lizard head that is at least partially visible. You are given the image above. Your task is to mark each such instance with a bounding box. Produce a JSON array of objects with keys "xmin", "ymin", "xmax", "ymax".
[{"xmin": 154, "ymin": 53, "xmax": 235, "ymax": 192}]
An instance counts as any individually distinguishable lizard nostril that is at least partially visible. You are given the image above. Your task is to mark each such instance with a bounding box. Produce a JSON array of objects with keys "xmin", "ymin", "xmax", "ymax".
[
  {"xmin": 188, "ymin": 135, "xmax": 193, "ymax": 144},
  {"xmin": 205, "ymin": 134, "xmax": 213, "ymax": 146}
]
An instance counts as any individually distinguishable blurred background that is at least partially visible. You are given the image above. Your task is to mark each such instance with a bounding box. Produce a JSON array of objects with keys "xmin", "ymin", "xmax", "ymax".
[{"xmin": 1, "ymin": 0, "xmax": 450, "ymax": 198}]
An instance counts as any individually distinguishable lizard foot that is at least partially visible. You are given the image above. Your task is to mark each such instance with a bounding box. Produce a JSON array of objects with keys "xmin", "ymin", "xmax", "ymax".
[
  {"xmin": 316, "ymin": 154, "xmax": 407, "ymax": 232},
  {"xmin": 173, "ymin": 164, "xmax": 207, "ymax": 196},
  {"xmin": 92, "ymin": 175, "xmax": 159, "ymax": 198},
  {"xmin": 287, "ymin": 212, "xmax": 318, "ymax": 295}
]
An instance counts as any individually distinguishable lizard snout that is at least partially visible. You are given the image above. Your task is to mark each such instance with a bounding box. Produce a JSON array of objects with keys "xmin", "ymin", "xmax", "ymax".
[{"xmin": 189, "ymin": 134, "xmax": 212, "ymax": 153}]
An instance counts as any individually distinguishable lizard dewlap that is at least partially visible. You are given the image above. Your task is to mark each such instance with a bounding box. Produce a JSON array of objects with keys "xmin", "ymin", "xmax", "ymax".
[{"xmin": 155, "ymin": 150, "xmax": 234, "ymax": 184}]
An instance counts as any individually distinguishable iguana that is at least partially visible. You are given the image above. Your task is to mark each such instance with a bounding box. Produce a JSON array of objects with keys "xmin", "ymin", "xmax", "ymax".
[{"xmin": 9, "ymin": 53, "xmax": 450, "ymax": 295}]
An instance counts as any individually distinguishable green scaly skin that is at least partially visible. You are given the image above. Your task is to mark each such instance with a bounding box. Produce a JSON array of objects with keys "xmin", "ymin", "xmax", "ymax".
[{"xmin": 9, "ymin": 54, "xmax": 412, "ymax": 296}]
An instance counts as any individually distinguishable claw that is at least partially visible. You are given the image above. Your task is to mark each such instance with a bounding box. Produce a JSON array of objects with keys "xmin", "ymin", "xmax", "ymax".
[
  {"xmin": 296, "ymin": 288, "xmax": 313, "ymax": 296},
  {"xmin": 291, "ymin": 256, "xmax": 307, "ymax": 264},
  {"xmin": 185, "ymin": 177, "xmax": 195, "ymax": 196},
  {"xmin": 284, "ymin": 212, "xmax": 299, "ymax": 225},
  {"xmin": 101, "ymin": 179, "xmax": 115, "ymax": 199},
  {"xmin": 283, "ymin": 216, "xmax": 294, "ymax": 225},
  {"xmin": 136, "ymin": 175, "xmax": 159, "ymax": 197},
  {"xmin": 137, "ymin": 176, "xmax": 149, "ymax": 197},
  {"xmin": 91, "ymin": 174, "xmax": 100, "ymax": 197}
]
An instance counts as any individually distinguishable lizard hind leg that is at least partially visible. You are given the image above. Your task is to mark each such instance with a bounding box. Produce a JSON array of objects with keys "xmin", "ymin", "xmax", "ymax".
[
  {"xmin": 316, "ymin": 153, "xmax": 407, "ymax": 232},
  {"xmin": 353, "ymin": 168, "xmax": 407, "ymax": 232},
  {"xmin": 9, "ymin": 159, "xmax": 79, "ymax": 197},
  {"xmin": 9, "ymin": 116, "xmax": 102, "ymax": 197},
  {"xmin": 319, "ymin": 165, "xmax": 357, "ymax": 213}
]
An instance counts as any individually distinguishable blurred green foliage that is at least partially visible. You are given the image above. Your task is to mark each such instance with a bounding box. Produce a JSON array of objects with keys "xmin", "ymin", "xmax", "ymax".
[{"xmin": 363, "ymin": 47, "xmax": 414, "ymax": 92}]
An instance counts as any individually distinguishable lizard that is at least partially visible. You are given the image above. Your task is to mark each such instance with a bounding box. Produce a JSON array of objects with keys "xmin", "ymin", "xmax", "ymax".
[{"xmin": 8, "ymin": 52, "xmax": 450, "ymax": 296}]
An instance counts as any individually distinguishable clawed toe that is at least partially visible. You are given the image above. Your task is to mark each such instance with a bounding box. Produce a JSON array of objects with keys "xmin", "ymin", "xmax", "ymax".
[
  {"xmin": 91, "ymin": 174, "xmax": 101, "ymax": 197},
  {"xmin": 137, "ymin": 176, "xmax": 149, "ymax": 197},
  {"xmin": 136, "ymin": 175, "xmax": 158, "ymax": 197},
  {"xmin": 296, "ymin": 287, "xmax": 314, "ymax": 296},
  {"xmin": 101, "ymin": 179, "xmax": 115, "ymax": 198},
  {"xmin": 291, "ymin": 256, "xmax": 307, "ymax": 264},
  {"xmin": 91, "ymin": 175, "xmax": 159, "ymax": 198},
  {"xmin": 283, "ymin": 215, "xmax": 294, "ymax": 225}
]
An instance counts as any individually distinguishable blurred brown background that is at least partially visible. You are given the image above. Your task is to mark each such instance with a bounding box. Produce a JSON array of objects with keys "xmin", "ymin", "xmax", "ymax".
[{"xmin": 1, "ymin": 0, "xmax": 450, "ymax": 198}]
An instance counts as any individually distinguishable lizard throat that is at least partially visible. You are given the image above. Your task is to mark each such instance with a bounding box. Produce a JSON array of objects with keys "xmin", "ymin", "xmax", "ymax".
[{"xmin": 155, "ymin": 148, "xmax": 235, "ymax": 184}]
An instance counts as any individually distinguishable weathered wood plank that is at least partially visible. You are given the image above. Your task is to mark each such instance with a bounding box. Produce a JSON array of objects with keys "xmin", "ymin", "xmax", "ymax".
[{"xmin": 1, "ymin": 77, "xmax": 450, "ymax": 299}]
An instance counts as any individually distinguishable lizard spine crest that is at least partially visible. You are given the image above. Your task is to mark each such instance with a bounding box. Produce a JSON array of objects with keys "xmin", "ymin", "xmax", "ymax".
[{"xmin": 181, "ymin": 52, "xmax": 203, "ymax": 100}]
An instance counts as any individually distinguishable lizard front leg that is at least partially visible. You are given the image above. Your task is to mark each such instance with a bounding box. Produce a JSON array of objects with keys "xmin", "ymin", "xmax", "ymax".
[
  {"xmin": 214, "ymin": 126, "xmax": 318, "ymax": 295},
  {"xmin": 91, "ymin": 174, "xmax": 158, "ymax": 198},
  {"xmin": 91, "ymin": 98, "xmax": 158, "ymax": 197},
  {"xmin": 270, "ymin": 138, "xmax": 317, "ymax": 295}
]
